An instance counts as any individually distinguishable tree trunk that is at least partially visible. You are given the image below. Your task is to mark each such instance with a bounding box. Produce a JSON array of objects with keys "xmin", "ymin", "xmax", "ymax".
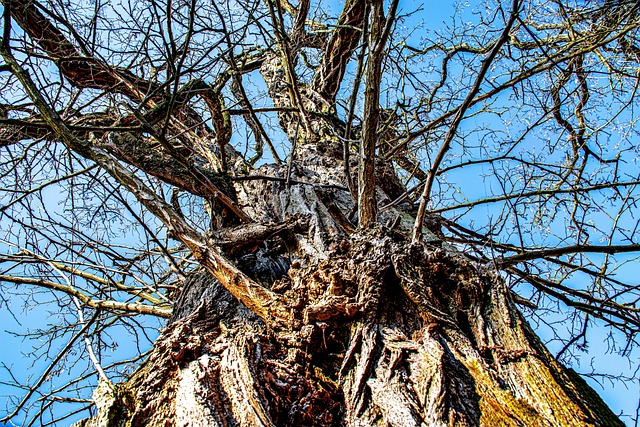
[
  {"xmin": 70, "ymin": 52, "xmax": 624, "ymax": 427},
  {"xmin": 72, "ymin": 229, "xmax": 623, "ymax": 427}
]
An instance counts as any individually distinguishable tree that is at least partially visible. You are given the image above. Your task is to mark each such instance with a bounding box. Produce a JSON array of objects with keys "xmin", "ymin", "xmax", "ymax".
[{"xmin": 1, "ymin": 0, "xmax": 639, "ymax": 424}]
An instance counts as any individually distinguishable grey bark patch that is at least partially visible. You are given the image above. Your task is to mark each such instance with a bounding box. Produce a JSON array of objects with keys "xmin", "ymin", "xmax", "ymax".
[{"xmin": 170, "ymin": 272, "xmax": 256, "ymax": 325}]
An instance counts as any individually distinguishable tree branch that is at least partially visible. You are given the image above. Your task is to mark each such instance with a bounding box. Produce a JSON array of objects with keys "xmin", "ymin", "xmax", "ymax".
[
  {"xmin": 495, "ymin": 244, "xmax": 640, "ymax": 267},
  {"xmin": 1, "ymin": 0, "xmax": 156, "ymax": 100},
  {"xmin": 310, "ymin": 0, "xmax": 367, "ymax": 101},
  {"xmin": 0, "ymin": 45, "xmax": 290, "ymax": 326},
  {"xmin": 358, "ymin": 0, "xmax": 398, "ymax": 227},
  {"xmin": 412, "ymin": 0, "xmax": 521, "ymax": 242},
  {"xmin": 0, "ymin": 274, "xmax": 172, "ymax": 317}
]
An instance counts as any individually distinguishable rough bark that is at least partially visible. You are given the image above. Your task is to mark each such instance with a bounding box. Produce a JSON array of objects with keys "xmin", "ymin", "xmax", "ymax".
[
  {"xmin": 72, "ymin": 228, "xmax": 623, "ymax": 427},
  {"xmin": 71, "ymin": 54, "xmax": 623, "ymax": 425}
]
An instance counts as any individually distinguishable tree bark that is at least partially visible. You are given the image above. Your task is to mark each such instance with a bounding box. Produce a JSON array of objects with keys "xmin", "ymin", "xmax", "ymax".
[
  {"xmin": 72, "ymin": 229, "xmax": 623, "ymax": 427},
  {"xmin": 71, "ymin": 52, "xmax": 624, "ymax": 427}
]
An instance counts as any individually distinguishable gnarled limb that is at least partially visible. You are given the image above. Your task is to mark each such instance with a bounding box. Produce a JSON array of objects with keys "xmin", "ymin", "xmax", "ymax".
[
  {"xmin": 311, "ymin": 0, "xmax": 367, "ymax": 102},
  {"xmin": 2, "ymin": 0, "xmax": 157, "ymax": 100}
]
